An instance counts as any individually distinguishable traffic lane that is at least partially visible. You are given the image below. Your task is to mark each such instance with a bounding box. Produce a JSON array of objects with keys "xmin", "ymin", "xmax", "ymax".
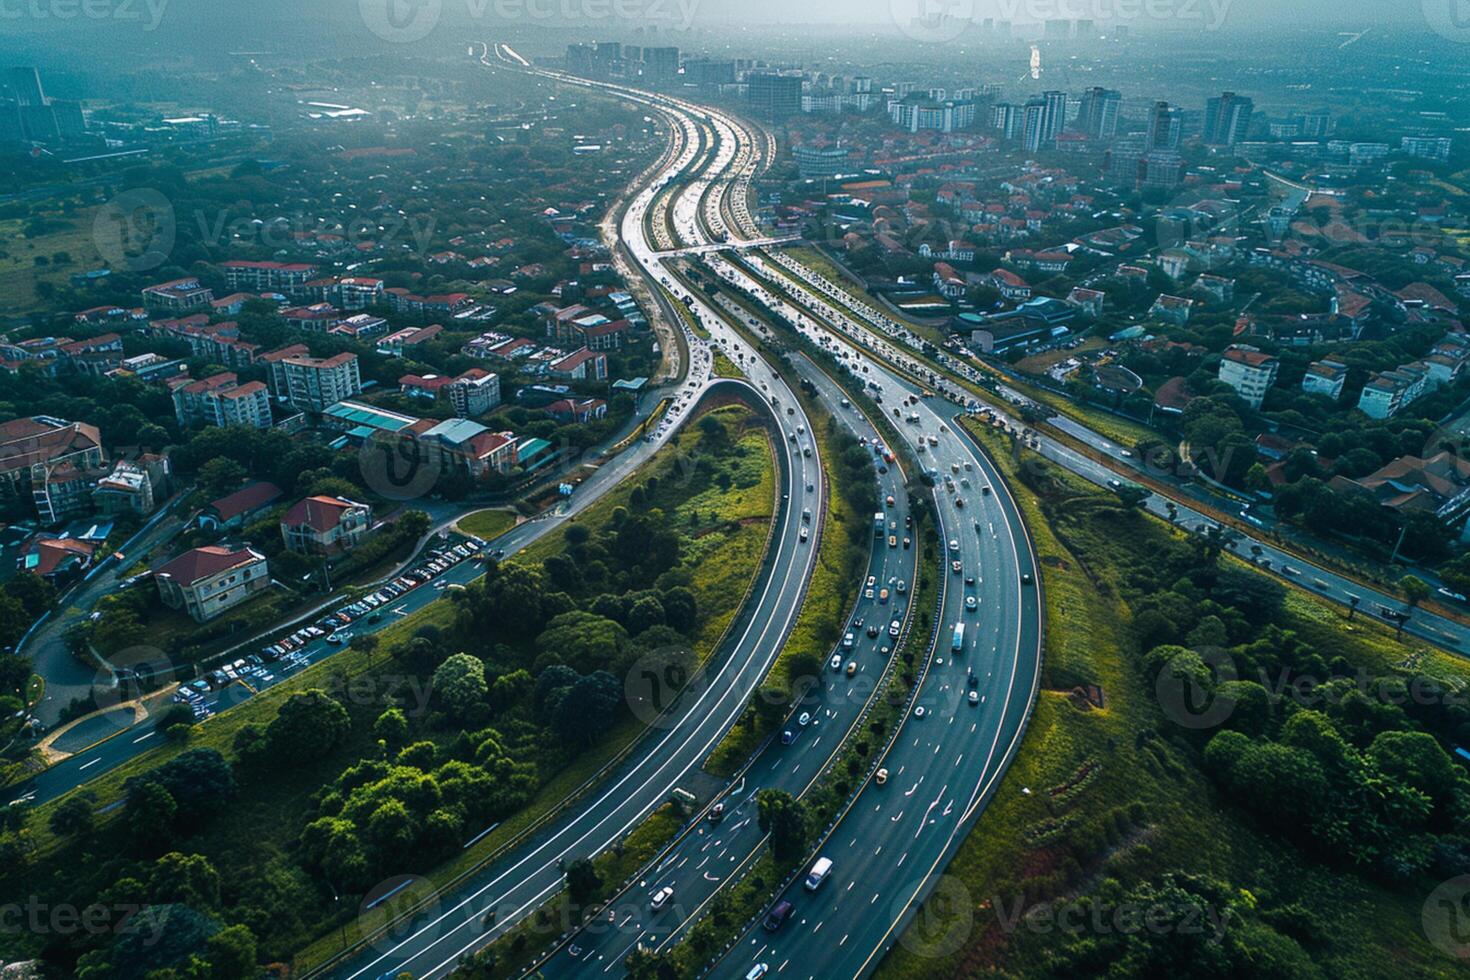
[
  {"xmin": 542, "ymin": 387, "xmax": 915, "ymax": 973},
  {"xmin": 543, "ymin": 514, "xmax": 917, "ymax": 976},
  {"xmin": 337, "ymin": 438, "xmax": 819, "ymax": 980}
]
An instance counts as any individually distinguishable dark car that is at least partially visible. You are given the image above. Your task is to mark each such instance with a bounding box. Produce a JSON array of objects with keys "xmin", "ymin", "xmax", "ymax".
[{"xmin": 763, "ymin": 901, "xmax": 795, "ymax": 932}]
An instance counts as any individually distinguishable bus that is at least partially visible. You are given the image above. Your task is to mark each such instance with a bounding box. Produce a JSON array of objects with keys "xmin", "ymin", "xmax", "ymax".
[{"xmin": 952, "ymin": 623, "xmax": 965, "ymax": 653}]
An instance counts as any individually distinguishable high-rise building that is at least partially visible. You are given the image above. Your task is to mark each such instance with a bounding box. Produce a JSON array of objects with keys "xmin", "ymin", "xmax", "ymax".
[
  {"xmin": 1145, "ymin": 101, "xmax": 1182, "ymax": 150},
  {"xmin": 1299, "ymin": 110, "xmax": 1334, "ymax": 138},
  {"xmin": 282, "ymin": 353, "xmax": 362, "ymax": 414},
  {"xmin": 7, "ymin": 67, "xmax": 45, "ymax": 107},
  {"xmin": 747, "ymin": 72, "xmax": 802, "ymax": 120},
  {"xmin": 51, "ymin": 100, "xmax": 86, "ymax": 139},
  {"xmin": 1021, "ymin": 97, "xmax": 1048, "ymax": 153},
  {"xmin": 643, "ymin": 46, "xmax": 680, "ymax": 79},
  {"xmin": 992, "ymin": 102, "xmax": 1022, "ymax": 140},
  {"xmin": 1041, "ymin": 90, "xmax": 1068, "ymax": 143},
  {"xmin": 1076, "ymin": 87, "xmax": 1121, "ymax": 140},
  {"xmin": 1203, "ymin": 91, "xmax": 1254, "ymax": 146},
  {"xmin": 0, "ymin": 100, "xmax": 24, "ymax": 143}
]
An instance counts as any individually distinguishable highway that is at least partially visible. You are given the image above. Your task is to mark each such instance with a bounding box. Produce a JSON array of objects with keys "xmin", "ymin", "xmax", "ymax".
[
  {"xmin": 746, "ymin": 249, "xmax": 1470, "ymax": 654},
  {"xmin": 534, "ymin": 360, "xmax": 921, "ymax": 976},
  {"xmin": 305, "ymin": 45, "xmax": 830, "ymax": 980},
  {"xmin": 496, "ymin": 52, "xmax": 1043, "ymax": 980}
]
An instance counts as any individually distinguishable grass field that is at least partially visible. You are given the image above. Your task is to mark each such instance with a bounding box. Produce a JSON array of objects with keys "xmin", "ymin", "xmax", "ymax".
[
  {"xmin": 456, "ymin": 508, "xmax": 519, "ymax": 542},
  {"xmin": 876, "ymin": 419, "xmax": 1469, "ymax": 980},
  {"xmin": 0, "ymin": 207, "xmax": 108, "ymax": 315}
]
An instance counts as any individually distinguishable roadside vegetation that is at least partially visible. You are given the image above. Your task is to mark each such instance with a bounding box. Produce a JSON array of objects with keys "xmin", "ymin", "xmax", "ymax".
[
  {"xmin": 0, "ymin": 403, "xmax": 777, "ymax": 979},
  {"xmin": 877, "ymin": 418, "xmax": 1470, "ymax": 980}
]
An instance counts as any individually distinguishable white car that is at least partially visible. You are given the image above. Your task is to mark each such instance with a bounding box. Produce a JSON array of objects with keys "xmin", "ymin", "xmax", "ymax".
[{"xmin": 650, "ymin": 886, "xmax": 674, "ymax": 911}]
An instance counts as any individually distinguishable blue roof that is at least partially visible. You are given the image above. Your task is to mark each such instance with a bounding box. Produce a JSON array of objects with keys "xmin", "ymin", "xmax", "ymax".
[
  {"xmin": 423, "ymin": 418, "xmax": 488, "ymax": 445},
  {"xmin": 517, "ymin": 437, "xmax": 552, "ymax": 462}
]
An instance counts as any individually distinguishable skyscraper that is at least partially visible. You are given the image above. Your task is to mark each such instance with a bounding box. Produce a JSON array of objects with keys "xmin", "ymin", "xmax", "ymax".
[
  {"xmin": 1076, "ymin": 87, "xmax": 1121, "ymax": 140},
  {"xmin": 643, "ymin": 47, "xmax": 680, "ymax": 79},
  {"xmin": 992, "ymin": 102, "xmax": 1021, "ymax": 140},
  {"xmin": 7, "ymin": 67, "xmax": 46, "ymax": 107},
  {"xmin": 1041, "ymin": 90, "xmax": 1068, "ymax": 143},
  {"xmin": 747, "ymin": 72, "xmax": 802, "ymax": 121},
  {"xmin": 1145, "ymin": 101, "xmax": 1182, "ymax": 150},
  {"xmin": 1021, "ymin": 97, "xmax": 1048, "ymax": 153},
  {"xmin": 1203, "ymin": 91, "xmax": 1254, "ymax": 147}
]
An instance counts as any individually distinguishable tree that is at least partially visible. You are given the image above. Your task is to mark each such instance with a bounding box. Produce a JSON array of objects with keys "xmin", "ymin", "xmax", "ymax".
[
  {"xmin": 553, "ymin": 671, "xmax": 622, "ymax": 745},
  {"xmin": 374, "ymin": 707, "xmax": 409, "ymax": 749},
  {"xmin": 1400, "ymin": 574, "xmax": 1431, "ymax": 608},
  {"xmin": 756, "ymin": 789, "xmax": 809, "ymax": 865},
  {"xmin": 205, "ymin": 924, "xmax": 259, "ymax": 979},
  {"xmin": 564, "ymin": 856, "xmax": 602, "ymax": 907},
  {"xmin": 125, "ymin": 781, "xmax": 177, "ymax": 852},
  {"xmin": 267, "ymin": 690, "xmax": 350, "ymax": 759},
  {"xmin": 196, "ymin": 457, "xmax": 248, "ymax": 499},
  {"xmin": 433, "ymin": 653, "xmax": 489, "ymax": 722},
  {"xmin": 49, "ymin": 792, "xmax": 96, "ymax": 837},
  {"xmin": 147, "ymin": 852, "xmax": 221, "ymax": 909}
]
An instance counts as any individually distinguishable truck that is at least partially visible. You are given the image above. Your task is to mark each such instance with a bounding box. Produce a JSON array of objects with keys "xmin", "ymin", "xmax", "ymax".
[
  {"xmin": 952, "ymin": 623, "xmax": 965, "ymax": 653},
  {"xmin": 874, "ymin": 512, "xmax": 886, "ymax": 537}
]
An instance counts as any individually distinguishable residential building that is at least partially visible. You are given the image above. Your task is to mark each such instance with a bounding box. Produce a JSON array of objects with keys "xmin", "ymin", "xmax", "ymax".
[
  {"xmin": 546, "ymin": 398, "xmax": 608, "ymax": 423},
  {"xmin": 153, "ymin": 546, "xmax": 270, "ymax": 623},
  {"xmin": 1149, "ymin": 294, "xmax": 1195, "ymax": 325},
  {"xmin": 198, "ymin": 482, "xmax": 283, "ymax": 531},
  {"xmin": 1076, "ymin": 87, "xmax": 1121, "ymax": 140},
  {"xmin": 93, "ymin": 458, "xmax": 162, "ymax": 515},
  {"xmin": 282, "ymin": 352, "xmax": 362, "ymax": 413},
  {"xmin": 171, "ymin": 372, "xmax": 273, "ymax": 429},
  {"xmin": 0, "ymin": 416, "xmax": 105, "ymax": 520},
  {"xmin": 549, "ymin": 348, "xmax": 608, "ymax": 381},
  {"xmin": 1357, "ymin": 363, "xmax": 1429, "ymax": 420},
  {"xmin": 1203, "ymin": 92, "xmax": 1254, "ymax": 146},
  {"xmin": 1302, "ymin": 359, "xmax": 1348, "ymax": 401},
  {"xmin": 142, "ymin": 277, "xmax": 214, "ymax": 313},
  {"xmin": 1402, "ymin": 135, "xmax": 1452, "ymax": 162},
  {"xmin": 409, "ymin": 419, "xmax": 518, "ymax": 478},
  {"xmin": 1332, "ymin": 451, "xmax": 1470, "ymax": 535},
  {"xmin": 221, "ymin": 260, "xmax": 318, "ymax": 291},
  {"xmin": 280, "ymin": 495, "xmax": 372, "ymax": 556},
  {"xmin": 18, "ymin": 535, "xmax": 95, "ymax": 583},
  {"xmin": 1218, "ymin": 345, "xmax": 1278, "ymax": 409},
  {"xmin": 377, "ymin": 324, "xmax": 444, "ymax": 357}
]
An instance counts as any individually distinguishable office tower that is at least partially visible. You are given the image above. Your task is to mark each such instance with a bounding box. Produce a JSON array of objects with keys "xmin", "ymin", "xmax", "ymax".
[
  {"xmin": 747, "ymin": 72, "xmax": 802, "ymax": 121},
  {"xmin": 1203, "ymin": 91, "xmax": 1254, "ymax": 146},
  {"xmin": 51, "ymin": 99, "xmax": 85, "ymax": 138},
  {"xmin": 0, "ymin": 100, "xmax": 23, "ymax": 143},
  {"xmin": 643, "ymin": 46, "xmax": 680, "ymax": 79},
  {"xmin": 1077, "ymin": 87, "xmax": 1121, "ymax": 140},
  {"xmin": 1146, "ymin": 101, "xmax": 1182, "ymax": 150},
  {"xmin": 1105, "ymin": 136, "xmax": 1146, "ymax": 184},
  {"xmin": 1021, "ymin": 97, "xmax": 1048, "ymax": 153},
  {"xmin": 8, "ymin": 67, "xmax": 45, "ymax": 106},
  {"xmin": 1041, "ymin": 90, "xmax": 1067, "ymax": 143},
  {"xmin": 19, "ymin": 103, "xmax": 57, "ymax": 141}
]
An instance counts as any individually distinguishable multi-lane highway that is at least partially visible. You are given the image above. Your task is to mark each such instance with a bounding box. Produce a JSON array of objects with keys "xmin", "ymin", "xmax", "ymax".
[
  {"xmin": 534, "ymin": 362, "xmax": 921, "ymax": 976},
  {"xmin": 490, "ymin": 48, "xmax": 1043, "ymax": 980}
]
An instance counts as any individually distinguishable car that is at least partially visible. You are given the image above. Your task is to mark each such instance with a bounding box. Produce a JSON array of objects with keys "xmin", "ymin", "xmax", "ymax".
[
  {"xmin": 650, "ymin": 886, "xmax": 674, "ymax": 912},
  {"xmin": 964, "ymin": 462, "xmax": 972, "ymax": 471},
  {"xmin": 903, "ymin": 536, "xmax": 911, "ymax": 549},
  {"xmin": 952, "ymin": 560, "xmax": 963, "ymax": 574},
  {"xmin": 746, "ymin": 965, "xmax": 770, "ymax": 980},
  {"xmin": 1283, "ymin": 565, "xmax": 1300, "ymax": 576},
  {"xmin": 799, "ymin": 526, "xmax": 809, "ymax": 542},
  {"xmin": 875, "ymin": 767, "xmax": 888, "ymax": 786},
  {"xmin": 955, "ymin": 497, "xmax": 965, "ymax": 509},
  {"xmin": 981, "ymin": 485, "xmax": 992, "ymax": 496},
  {"xmin": 1021, "ymin": 572, "xmax": 1034, "ymax": 586},
  {"xmin": 707, "ymin": 803, "xmax": 725, "ymax": 823},
  {"xmin": 830, "ymin": 654, "xmax": 844, "ymax": 672},
  {"xmin": 763, "ymin": 900, "xmax": 794, "ymax": 933},
  {"xmin": 949, "ymin": 539, "xmax": 960, "ymax": 552},
  {"xmin": 896, "ymin": 579, "xmax": 907, "ymax": 593},
  {"xmin": 889, "ymin": 619, "xmax": 901, "ymax": 637},
  {"xmin": 913, "ymin": 705, "xmax": 926, "ymax": 718},
  {"xmin": 846, "ymin": 660, "xmax": 858, "ymax": 677},
  {"xmin": 843, "ymin": 632, "xmax": 854, "ymax": 649},
  {"xmin": 965, "ymin": 595, "xmax": 977, "ymax": 611},
  {"xmin": 968, "ymin": 690, "xmax": 980, "ymax": 706},
  {"xmin": 780, "ymin": 729, "xmax": 795, "ymax": 745},
  {"xmin": 888, "ymin": 535, "xmax": 897, "ymax": 548},
  {"xmin": 968, "ymin": 672, "xmax": 979, "ymax": 689}
]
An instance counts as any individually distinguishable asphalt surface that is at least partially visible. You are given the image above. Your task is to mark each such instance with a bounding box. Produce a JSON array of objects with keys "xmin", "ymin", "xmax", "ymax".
[
  {"xmin": 312, "ymin": 44, "xmax": 829, "ymax": 980},
  {"xmin": 536, "ymin": 357, "xmax": 920, "ymax": 977}
]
